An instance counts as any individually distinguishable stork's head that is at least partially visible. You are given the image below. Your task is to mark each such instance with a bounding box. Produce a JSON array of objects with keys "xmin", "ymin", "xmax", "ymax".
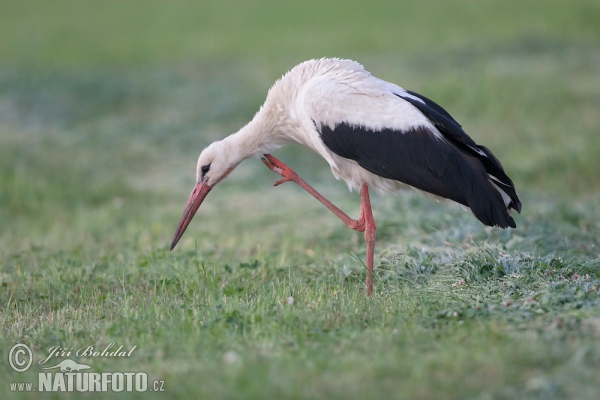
[{"xmin": 170, "ymin": 140, "xmax": 242, "ymax": 251}]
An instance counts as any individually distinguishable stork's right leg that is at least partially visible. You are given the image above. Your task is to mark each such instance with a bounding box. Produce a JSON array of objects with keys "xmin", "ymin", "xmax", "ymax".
[
  {"xmin": 261, "ymin": 154, "xmax": 375, "ymax": 295},
  {"xmin": 261, "ymin": 154, "xmax": 363, "ymax": 229}
]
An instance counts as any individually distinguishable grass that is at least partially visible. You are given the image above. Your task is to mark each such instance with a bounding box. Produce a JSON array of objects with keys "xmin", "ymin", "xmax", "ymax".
[{"xmin": 1, "ymin": 0, "xmax": 600, "ymax": 398}]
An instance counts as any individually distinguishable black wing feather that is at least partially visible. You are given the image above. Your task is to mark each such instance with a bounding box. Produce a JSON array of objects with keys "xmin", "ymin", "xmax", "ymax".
[
  {"xmin": 396, "ymin": 91, "xmax": 521, "ymax": 212},
  {"xmin": 319, "ymin": 122, "xmax": 519, "ymax": 229},
  {"xmin": 401, "ymin": 90, "xmax": 473, "ymax": 145}
]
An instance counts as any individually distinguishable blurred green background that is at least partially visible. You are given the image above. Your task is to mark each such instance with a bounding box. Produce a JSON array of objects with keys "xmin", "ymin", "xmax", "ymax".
[
  {"xmin": 2, "ymin": 0, "xmax": 599, "ymax": 251},
  {"xmin": 1, "ymin": 1, "xmax": 599, "ymax": 398}
]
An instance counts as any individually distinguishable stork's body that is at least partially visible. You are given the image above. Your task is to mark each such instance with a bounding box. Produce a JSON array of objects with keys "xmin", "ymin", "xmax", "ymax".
[{"xmin": 170, "ymin": 58, "xmax": 521, "ymax": 295}]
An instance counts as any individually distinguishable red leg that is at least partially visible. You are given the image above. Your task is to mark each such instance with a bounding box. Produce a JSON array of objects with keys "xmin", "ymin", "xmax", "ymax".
[
  {"xmin": 359, "ymin": 184, "xmax": 376, "ymax": 296},
  {"xmin": 262, "ymin": 154, "xmax": 376, "ymax": 295}
]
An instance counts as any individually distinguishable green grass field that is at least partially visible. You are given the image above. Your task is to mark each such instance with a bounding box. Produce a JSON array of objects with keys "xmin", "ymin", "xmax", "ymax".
[{"xmin": 1, "ymin": 1, "xmax": 599, "ymax": 398}]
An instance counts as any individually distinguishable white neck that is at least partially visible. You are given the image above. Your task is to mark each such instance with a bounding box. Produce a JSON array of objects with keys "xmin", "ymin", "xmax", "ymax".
[
  {"xmin": 222, "ymin": 108, "xmax": 287, "ymax": 162},
  {"xmin": 220, "ymin": 64, "xmax": 317, "ymax": 162}
]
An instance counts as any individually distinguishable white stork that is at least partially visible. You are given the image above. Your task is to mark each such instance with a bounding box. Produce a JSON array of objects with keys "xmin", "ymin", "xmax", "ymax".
[{"xmin": 170, "ymin": 58, "xmax": 521, "ymax": 295}]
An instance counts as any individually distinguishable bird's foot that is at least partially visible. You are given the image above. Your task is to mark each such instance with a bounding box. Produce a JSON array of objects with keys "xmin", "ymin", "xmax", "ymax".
[{"xmin": 261, "ymin": 154, "xmax": 301, "ymax": 186}]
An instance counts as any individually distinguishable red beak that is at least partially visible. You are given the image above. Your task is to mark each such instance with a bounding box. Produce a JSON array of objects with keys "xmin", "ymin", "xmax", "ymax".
[{"xmin": 170, "ymin": 182, "xmax": 213, "ymax": 251}]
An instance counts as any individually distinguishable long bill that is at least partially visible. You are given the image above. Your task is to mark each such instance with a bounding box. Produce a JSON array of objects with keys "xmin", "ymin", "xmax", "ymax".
[{"xmin": 170, "ymin": 181, "xmax": 213, "ymax": 251}]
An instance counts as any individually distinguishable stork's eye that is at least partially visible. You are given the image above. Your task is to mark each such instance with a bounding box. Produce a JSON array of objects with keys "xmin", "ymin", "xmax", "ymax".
[{"xmin": 201, "ymin": 164, "xmax": 211, "ymax": 175}]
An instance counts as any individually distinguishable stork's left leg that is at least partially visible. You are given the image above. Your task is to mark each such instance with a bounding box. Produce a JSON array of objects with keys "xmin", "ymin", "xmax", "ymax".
[
  {"xmin": 262, "ymin": 153, "xmax": 376, "ymax": 295},
  {"xmin": 359, "ymin": 184, "xmax": 376, "ymax": 296}
]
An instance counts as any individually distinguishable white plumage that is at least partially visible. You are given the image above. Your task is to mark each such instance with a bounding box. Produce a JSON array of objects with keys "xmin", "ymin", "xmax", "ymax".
[
  {"xmin": 170, "ymin": 58, "xmax": 521, "ymax": 295},
  {"xmin": 207, "ymin": 58, "xmax": 434, "ymax": 192}
]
